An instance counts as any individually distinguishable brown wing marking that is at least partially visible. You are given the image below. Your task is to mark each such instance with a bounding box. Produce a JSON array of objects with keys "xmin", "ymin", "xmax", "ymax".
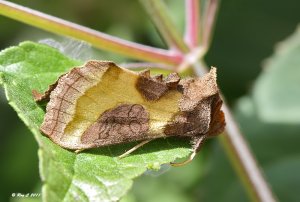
[{"xmin": 81, "ymin": 104, "xmax": 149, "ymax": 146}]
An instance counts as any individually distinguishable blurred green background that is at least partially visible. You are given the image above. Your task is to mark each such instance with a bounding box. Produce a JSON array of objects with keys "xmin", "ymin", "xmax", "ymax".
[{"xmin": 0, "ymin": 0, "xmax": 300, "ymax": 202}]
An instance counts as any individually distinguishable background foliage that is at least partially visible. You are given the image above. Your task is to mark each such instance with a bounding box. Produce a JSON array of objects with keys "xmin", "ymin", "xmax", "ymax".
[{"xmin": 0, "ymin": 0, "xmax": 299, "ymax": 201}]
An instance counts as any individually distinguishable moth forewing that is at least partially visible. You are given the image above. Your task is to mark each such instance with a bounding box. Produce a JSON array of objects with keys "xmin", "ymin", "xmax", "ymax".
[{"xmin": 36, "ymin": 60, "xmax": 225, "ymax": 164}]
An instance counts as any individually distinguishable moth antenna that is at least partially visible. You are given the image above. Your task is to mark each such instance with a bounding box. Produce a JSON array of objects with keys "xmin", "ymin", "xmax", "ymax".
[
  {"xmin": 118, "ymin": 139, "xmax": 152, "ymax": 159},
  {"xmin": 170, "ymin": 135, "xmax": 207, "ymax": 167}
]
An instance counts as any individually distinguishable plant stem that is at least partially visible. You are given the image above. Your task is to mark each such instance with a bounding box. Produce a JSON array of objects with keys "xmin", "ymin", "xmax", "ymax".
[
  {"xmin": 202, "ymin": 0, "xmax": 219, "ymax": 49},
  {"xmin": 184, "ymin": 0, "xmax": 200, "ymax": 48},
  {"xmin": 220, "ymin": 105, "xmax": 277, "ymax": 202},
  {"xmin": 177, "ymin": 46, "xmax": 207, "ymax": 72},
  {"xmin": 0, "ymin": 1, "xmax": 183, "ymax": 65},
  {"xmin": 120, "ymin": 62, "xmax": 173, "ymax": 71},
  {"xmin": 140, "ymin": 0, "xmax": 189, "ymax": 52}
]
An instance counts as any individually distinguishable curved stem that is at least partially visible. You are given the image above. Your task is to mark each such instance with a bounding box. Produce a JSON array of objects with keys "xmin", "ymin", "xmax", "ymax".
[
  {"xmin": 185, "ymin": 0, "xmax": 200, "ymax": 48},
  {"xmin": 220, "ymin": 105, "xmax": 277, "ymax": 202},
  {"xmin": 177, "ymin": 46, "xmax": 207, "ymax": 71},
  {"xmin": 202, "ymin": 0, "xmax": 219, "ymax": 49},
  {"xmin": 140, "ymin": 0, "xmax": 189, "ymax": 52},
  {"xmin": 120, "ymin": 62, "xmax": 173, "ymax": 71},
  {"xmin": 0, "ymin": 1, "xmax": 183, "ymax": 65}
]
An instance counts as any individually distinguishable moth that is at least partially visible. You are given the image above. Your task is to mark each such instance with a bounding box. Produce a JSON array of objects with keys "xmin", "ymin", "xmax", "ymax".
[{"xmin": 33, "ymin": 60, "xmax": 225, "ymax": 166}]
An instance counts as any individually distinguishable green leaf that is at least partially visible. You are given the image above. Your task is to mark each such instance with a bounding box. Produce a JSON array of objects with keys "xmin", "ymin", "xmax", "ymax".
[
  {"xmin": 121, "ymin": 153, "xmax": 206, "ymax": 202},
  {"xmin": 0, "ymin": 41, "xmax": 190, "ymax": 202},
  {"xmin": 253, "ymin": 26, "xmax": 300, "ymax": 123}
]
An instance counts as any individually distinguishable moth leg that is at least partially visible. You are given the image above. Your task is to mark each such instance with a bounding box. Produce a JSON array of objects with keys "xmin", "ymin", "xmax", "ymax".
[
  {"xmin": 170, "ymin": 151, "xmax": 197, "ymax": 167},
  {"xmin": 118, "ymin": 139, "xmax": 152, "ymax": 159},
  {"xmin": 75, "ymin": 149, "xmax": 84, "ymax": 153},
  {"xmin": 170, "ymin": 135, "xmax": 207, "ymax": 167}
]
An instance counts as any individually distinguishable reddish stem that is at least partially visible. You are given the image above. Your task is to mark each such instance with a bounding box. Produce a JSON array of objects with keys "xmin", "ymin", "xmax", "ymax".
[
  {"xmin": 221, "ymin": 104, "xmax": 277, "ymax": 202},
  {"xmin": 0, "ymin": 1, "xmax": 183, "ymax": 65},
  {"xmin": 184, "ymin": 0, "xmax": 200, "ymax": 48},
  {"xmin": 120, "ymin": 62, "xmax": 173, "ymax": 71},
  {"xmin": 202, "ymin": 0, "xmax": 219, "ymax": 49}
]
